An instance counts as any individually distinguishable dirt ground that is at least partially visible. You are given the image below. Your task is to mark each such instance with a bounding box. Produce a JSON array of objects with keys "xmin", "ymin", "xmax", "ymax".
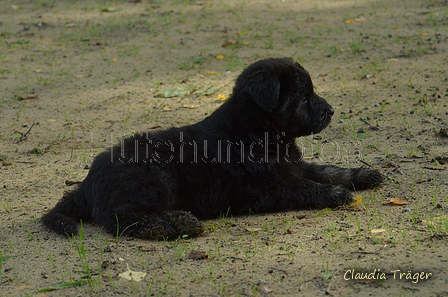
[{"xmin": 1, "ymin": 0, "xmax": 448, "ymax": 296}]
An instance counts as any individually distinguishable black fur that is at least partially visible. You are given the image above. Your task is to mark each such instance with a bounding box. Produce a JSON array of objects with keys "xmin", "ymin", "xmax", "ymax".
[{"xmin": 42, "ymin": 58, "xmax": 382, "ymax": 239}]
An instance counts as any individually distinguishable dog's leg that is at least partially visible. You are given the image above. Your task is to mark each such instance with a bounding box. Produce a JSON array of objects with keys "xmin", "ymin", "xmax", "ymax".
[
  {"xmin": 245, "ymin": 178, "xmax": 354, "ymax": 211},
  {"xmin": 97, "ymin": 209, "xmax": 205, "ymax": 240},
  {"xmin": 300, "ymin": 162, "xmax": 383, "ymax": 190}
]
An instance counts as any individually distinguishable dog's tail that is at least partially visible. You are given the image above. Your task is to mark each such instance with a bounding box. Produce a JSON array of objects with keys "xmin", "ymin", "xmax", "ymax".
[{"xmin": 41, "ymin": 187, "xmax": 89, "ymax": 237}]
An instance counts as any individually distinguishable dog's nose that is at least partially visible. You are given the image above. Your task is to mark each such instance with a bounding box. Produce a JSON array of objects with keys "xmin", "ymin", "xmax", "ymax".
[{"xmin": 328, "ymin": 107, "xmax": 335, "ymax": 116}]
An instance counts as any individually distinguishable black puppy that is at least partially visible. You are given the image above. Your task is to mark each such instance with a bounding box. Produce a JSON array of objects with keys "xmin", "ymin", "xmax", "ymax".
[{"xmin": 42, "ymin": 58, "xmax": 382, "ymax": 239}]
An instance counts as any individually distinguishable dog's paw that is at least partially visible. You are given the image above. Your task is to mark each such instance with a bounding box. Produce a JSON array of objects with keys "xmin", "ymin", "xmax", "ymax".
[
  {"xmin": 138, "ymin": 211, "xmax": 205, "ymax": 240},
  {"xmin": 137, "ymin": 221, "xmax": 178, "ymax": 240},
  {"xmin": 351, "ymin": 168, "xmax": 383, "ymax": 190},
  {"xmin": 167, "ymin": 210, "xmax": 205, "ymax": 238},
  {"xmin": 319, "ymin": 185, "xmax": 354, "ymax": 208}
]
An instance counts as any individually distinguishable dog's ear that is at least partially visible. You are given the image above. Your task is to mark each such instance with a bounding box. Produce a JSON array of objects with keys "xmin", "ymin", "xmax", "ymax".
[{"xmin": 245, "ymin": 73, "xmax": 280, "ymax": 112}]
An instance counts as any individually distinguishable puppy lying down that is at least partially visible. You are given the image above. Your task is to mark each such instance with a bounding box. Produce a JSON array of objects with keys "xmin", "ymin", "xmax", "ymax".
[{"xmin": 42, "ymin": 58, "xmax": 382, "ymax": 239}]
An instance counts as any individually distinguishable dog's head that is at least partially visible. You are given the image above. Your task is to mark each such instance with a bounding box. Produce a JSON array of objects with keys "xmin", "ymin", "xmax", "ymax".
[{"xmin": 233, "ymin": 58, "xmax": 334, "ymax": 138}]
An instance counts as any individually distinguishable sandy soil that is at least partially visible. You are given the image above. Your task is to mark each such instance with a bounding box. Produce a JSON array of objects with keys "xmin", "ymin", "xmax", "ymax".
[{"xmin": 1, "ymin": 0, "xmax": 447, "ymax": 296}]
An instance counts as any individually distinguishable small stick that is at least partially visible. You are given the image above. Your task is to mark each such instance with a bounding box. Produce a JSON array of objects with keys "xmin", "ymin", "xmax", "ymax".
[
  {"xmin": 421, "ymin": 119, "xmax": 448, "ymax": 129},
  {"xmin": 359, "ymin": 159, "xmax": 374, "ymax": 168},
  {"xmin": 14, "ymin": 122, "xmax": 37, "ymax": 142},
  {"xmin": 387, "ymin": 160, "xmax": 405, "ymax": 175}
]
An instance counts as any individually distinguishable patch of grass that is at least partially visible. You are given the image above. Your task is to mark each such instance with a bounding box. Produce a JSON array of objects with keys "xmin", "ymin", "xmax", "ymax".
[{"xmin": 349, "ymin": 39, "xmax": 365, "ymax": 53}]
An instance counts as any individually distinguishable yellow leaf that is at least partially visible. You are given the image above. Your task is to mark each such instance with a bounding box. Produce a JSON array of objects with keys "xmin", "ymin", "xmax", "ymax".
[
  {"xmin": 112, "ymin": 57, "xmax": 118, "ymax": 62},
  {"xmin": 349, "ymin": 195, "xmax": 363, "ymax": 206},
  {"xmin": 217, "ymin": 94, "xmax": 227, "ymax": 101},
  {"xmin": 207, "ymin": 72, "xmax": 220, "ymax": 75},
  {"xmin": 344, "ymin": 19, "xmax": 356, "ymax": 24},
  {"xmin": 215, "ymin": 54, "xmax": 225, "ymax": 60},
  {"xmin": 419, "ymin": 32, "xmax": 429, "ymax": 36}
]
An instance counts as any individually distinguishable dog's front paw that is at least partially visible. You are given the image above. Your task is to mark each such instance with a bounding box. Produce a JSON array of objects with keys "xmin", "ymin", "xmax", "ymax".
[
  {"xmin": 318, "ymin": 185, "xmax": 354, "ymax": 208},
  {"xmin": 139, "ymin": 222, "xmax": 178, "ymax": 240},
  {"xmin": 351, "ymin": 168, "xmax": 383, "ymax": 190},
  {"xmin": 167, "ymin": 210, "xmax": 205, "ymax": 238},
  {"xmin": 138, "ymin": 211, "xmax": 205, "ymax": 240}
]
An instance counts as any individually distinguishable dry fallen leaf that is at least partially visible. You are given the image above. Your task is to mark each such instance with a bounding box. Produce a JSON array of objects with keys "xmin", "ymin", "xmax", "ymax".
[
  {"xmin": 245, "ymin": 227, "xmax": 262, "ymax": 233},
  {"xmin": 183, "ymin": 104, "xmax": 200, "ymax": 109},
  {"xmin": 187, "ymin": 250, "xmax": 209, "ymax": 260},
  {"xmin": 17, "ymin": 94, "xmax": 38, "ymax": 100},
  {"xmin": 422, "ymin": 216, "xmax": 447, "ymax": 228},
  {"xmin": 156, "ymin": 86, "xmax": 196, "ymax": 98},
  {"xmin": 215, "ymin": 54, "xmax": 225, "ymax": 60},
  {"xmin": 370, "ymin": 228, "xmax": 387, "ymax": 235},
  {"xmin": 258, "ymin": 285, "xmax": 273, "ymax": 294},
  {"xmin": 389, "ymin": 197, "xmax": 409, "ymax": 206},
  {"xmin": 138, "ymin": 245, "xmax": 156, "ymax": 252},
  {"xmin": 345, "ymin": 17, "xmax": 367, "ymax": 24},
  {"xmin": 118, "ymin": 265, "xmax": 147, "ymax": 282},
  {"xmin": 221, "ymin": 41, "xmax": 235, "ymax": 48}
]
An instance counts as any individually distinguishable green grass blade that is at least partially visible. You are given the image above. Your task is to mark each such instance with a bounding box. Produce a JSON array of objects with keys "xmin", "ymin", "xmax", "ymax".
[{"xmin": 36, "ymin": 280, "xmax": 88, "ymax": 293}]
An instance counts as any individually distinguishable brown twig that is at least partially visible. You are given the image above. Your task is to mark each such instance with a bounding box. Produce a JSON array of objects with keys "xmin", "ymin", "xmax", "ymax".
[
  {"xmin": 386, "ymin": 160, "xmax": 405, "ymax": 175},
  {"xmin": 14, "ymin": 122, "xmax": 37, "ymax": 142},
  {"xmin": 359, "ymin": 159, "xmax": 374, "ymax": 169},
  {"xmin": 421, "ymin": 119, "xmax": 448, "ymax": 129}
]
